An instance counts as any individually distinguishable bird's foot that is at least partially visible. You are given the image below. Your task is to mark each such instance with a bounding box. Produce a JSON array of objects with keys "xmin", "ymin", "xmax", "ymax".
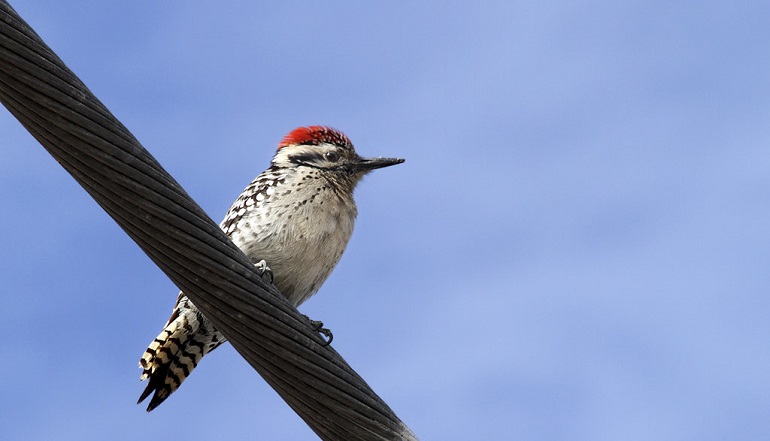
[
  {"xmin": 253, "ymin": 260, "xmax": 331, "ymax": 345},
  {"xmin": 254, "ymin": 260, "xmax": 274, "ymax": 285},
  {"xmin": 303, "ymin": 315, "xmax": 333, "ymax": 346}
]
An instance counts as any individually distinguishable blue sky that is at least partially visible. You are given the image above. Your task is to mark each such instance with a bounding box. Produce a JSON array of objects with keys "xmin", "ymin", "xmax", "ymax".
[{"xmin": 2, "ymin": 1, "xmax": 770, "ymax": 440}]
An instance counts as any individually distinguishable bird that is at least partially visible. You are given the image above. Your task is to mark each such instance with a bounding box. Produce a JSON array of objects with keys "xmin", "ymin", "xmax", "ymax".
[{"xmin": 137, "ymin": 126, "xmax": 404, "ymax": 411}]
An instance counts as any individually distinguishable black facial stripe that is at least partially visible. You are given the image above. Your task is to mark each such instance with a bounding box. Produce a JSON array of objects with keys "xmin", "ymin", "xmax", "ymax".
[
  {"xmin": 289, "ymin": 151, "xmax": 356, "ymax": 173},
  {"xmin": 289, "ymin": 152, "xmax": 324, "ymax": 166}
]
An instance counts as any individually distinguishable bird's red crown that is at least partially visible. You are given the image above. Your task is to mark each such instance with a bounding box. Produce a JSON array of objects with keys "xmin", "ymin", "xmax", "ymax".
[{"xmin": 278, "ymin": 126, "xmax": 353, "ymax": 150}]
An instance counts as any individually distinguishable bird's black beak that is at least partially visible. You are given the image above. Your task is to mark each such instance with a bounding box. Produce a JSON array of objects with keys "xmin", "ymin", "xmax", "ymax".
[{"xmin": 352, "ymin": 156, "xmax": 405, "ymax": 173}]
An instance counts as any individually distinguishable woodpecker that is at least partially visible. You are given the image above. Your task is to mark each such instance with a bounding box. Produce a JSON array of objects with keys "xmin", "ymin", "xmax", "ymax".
[{"xmin": 137, "ymin": 126, "xmax": 404, "ymax": 411}]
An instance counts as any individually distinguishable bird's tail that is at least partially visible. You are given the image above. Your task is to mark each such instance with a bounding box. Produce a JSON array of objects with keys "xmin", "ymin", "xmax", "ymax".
[{"xmin": 138, "ymin": 294, "xmax": 225, "ymax": 411}]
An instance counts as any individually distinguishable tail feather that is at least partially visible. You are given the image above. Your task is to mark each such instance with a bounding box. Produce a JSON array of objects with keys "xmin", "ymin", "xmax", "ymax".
[{"xmin": 138, "ymin": 294, "xmax": 225, "ymax": 411}]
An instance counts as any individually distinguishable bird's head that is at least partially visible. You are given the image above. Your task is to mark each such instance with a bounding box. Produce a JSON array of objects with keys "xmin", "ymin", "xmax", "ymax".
[{"xmin": 271, "ymin": 126, "xmax": 404, "ymax": 184}]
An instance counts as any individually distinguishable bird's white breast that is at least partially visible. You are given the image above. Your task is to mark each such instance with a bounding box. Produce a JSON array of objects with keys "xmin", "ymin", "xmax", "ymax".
[{"xmin": 227, "ymin": 174, "xmax": 358, "ymax": 306}]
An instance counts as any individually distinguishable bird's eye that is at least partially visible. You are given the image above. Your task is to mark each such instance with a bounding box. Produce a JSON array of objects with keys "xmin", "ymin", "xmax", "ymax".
[{"xmin": 324, "ymin": 151, "xmax": 340, "ymax": 162}]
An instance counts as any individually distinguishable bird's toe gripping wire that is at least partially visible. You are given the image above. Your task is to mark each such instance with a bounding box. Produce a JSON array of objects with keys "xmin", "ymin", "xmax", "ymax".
[
  {"xmin": 254, "ymin": 259, "xmax": 274, "ymax": 285},
  {"xmin": 305, "ymin": 316, "xmax": 333, "ymax": 346}
]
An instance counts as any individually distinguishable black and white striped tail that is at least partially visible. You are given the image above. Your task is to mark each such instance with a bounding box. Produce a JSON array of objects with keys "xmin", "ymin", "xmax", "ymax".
[{"xmin": 138, "ymin": 294, "xmax": 225, "ymax": 411}]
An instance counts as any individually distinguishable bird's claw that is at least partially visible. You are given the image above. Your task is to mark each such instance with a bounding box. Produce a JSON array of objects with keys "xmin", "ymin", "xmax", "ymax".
[
  {"xmin": 304, "ymin": 315, "xmax": 333, "ymax": 346},
  {"xmin": 254, "ymin": 260, "xmax": 274, "ymax": 285}
]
